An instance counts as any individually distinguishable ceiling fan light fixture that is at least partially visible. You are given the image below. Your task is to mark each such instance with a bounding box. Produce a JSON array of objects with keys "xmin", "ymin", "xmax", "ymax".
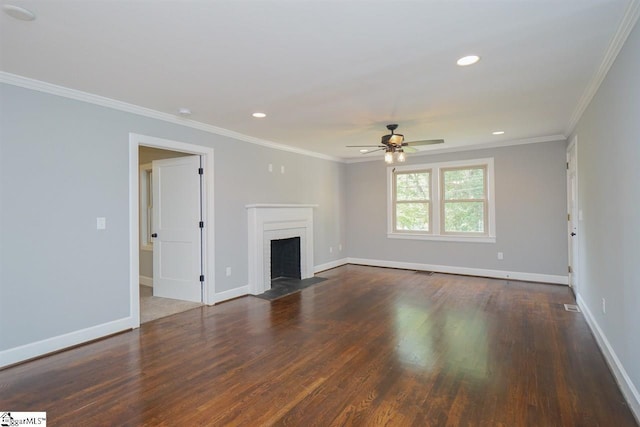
[
  {"xmin": 384, "ymin": 149, "xmax": 394, "ymax": 164},
  {"xmin": 397, "ymin": 150, "xmax": 406, "ymax": 162}
]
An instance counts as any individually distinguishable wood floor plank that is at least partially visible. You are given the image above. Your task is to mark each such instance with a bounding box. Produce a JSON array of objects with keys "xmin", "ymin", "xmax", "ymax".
[{"xmin": 0, "ymin": 265, "xmax": 636, "ymax": 426}]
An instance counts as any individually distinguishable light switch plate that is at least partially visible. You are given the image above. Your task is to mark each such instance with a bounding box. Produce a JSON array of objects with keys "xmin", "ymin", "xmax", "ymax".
[{"xmin": 96, "ymin": 217, "xmax": 106, "ymax": 230}]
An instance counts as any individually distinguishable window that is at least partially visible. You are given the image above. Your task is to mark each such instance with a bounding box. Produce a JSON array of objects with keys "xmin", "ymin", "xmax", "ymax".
[
  {"xmin": 393, "ymin": 170, "xmax": 431, "ymax": 232},
  {"xmin": 441, "ymin": 166, "xmax": 487, "ymax": 235},
  {"xmin": 139, "ymin": 163, "xmax": 153, "ymax": 250},
  {"xmin": 388, "ymin": 158, "xmax": 495, "ymax": 242}
]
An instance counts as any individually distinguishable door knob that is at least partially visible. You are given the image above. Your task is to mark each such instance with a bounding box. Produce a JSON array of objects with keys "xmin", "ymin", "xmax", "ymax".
[
  {"xmin": 570, "ymin": 232, "xmax": 576, "ymax": 236},
  {"xmin": 151, "ymin": 233, "xmax": 158, "ymax": 238}
]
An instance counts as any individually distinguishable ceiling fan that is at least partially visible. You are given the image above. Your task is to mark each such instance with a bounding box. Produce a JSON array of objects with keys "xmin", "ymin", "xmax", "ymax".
[{"xmin": 347, "ymin": 124, "xmax": 444, "ymax": 163}]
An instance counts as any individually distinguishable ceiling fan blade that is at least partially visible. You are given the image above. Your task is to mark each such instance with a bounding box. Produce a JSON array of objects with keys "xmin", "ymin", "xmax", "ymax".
[
  {"xmin": 403, "ymin": 146, "xmax": 418, "ymax": 153},
  {"xmin": 406, "ymin": 139, "xmax": 445, "ymax": 146},
  {"xmin": 362, "ymin": 147, "xmax": 386, "ymax": 154},
  {"xmin": 346, "ymin": 145, "xmax": 384, "ymax": 148}
]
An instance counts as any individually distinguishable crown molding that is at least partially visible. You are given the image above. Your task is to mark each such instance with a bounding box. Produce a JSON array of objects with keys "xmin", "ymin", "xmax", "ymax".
[
  {"xmin": 565, "ymin": 0, "xmax": 640, "ymax": 136},
  {"xmin": 0, "ymin": 72, "xmax": 342, "ymax": 163},
  {"xmin": 343, "ymin": 134, "xmax": 567, "ymax": 164}
]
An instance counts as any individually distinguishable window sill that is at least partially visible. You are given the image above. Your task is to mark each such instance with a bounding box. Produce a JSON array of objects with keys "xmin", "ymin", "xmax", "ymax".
[{"xmin": 387, "ymin": 233, "xmax": 496, "ymax": 243}]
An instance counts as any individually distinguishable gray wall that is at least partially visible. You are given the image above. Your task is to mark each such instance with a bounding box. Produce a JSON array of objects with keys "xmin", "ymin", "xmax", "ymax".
[
  {"xmin": 0, "ymin": 84, "xmax": 347, "ymax": 351},
  {"xmin": 569, "ymin": 20, "xmax": 640, "ymax": 402},
  {"xmin": 346, "ymin": 141, "xmax": 568, "ymax": 276}
]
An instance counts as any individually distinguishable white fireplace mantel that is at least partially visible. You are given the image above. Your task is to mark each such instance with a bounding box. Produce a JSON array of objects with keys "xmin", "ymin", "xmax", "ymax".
[{"xmin": 246, "ymin": 204, "xmax": 318, "ymax": 295}]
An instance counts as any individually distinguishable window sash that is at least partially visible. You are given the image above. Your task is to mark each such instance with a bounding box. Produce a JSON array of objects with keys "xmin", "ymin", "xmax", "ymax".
[
  {"xmin": 440, "ymin": 166, "xmax": 488, "ymax": 235},
  {"xmin": 393, "ymin": 170, "xmax": 431, "ymax": 233}
]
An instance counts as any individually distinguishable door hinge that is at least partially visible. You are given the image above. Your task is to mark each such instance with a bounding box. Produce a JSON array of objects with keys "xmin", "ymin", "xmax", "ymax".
[
  {"xmin": 568, "ymin": 266, "xmax": 572, "ymax": 273},
  {"xmin": 568, "ymin": 213, "xmax": 571, "ymax": 221},
  {"xmin": 198, "ymin": 167, "xmax": 204, "ymax": 175},
  {"xmin": 566, "ymin": 162, "xmax": 569, "ymax": 170},
  {"xmin": 199, "ymin": 274, "xmax": 205, "ymax": 282},
  {"xmin": 199, "ymin": 221, "xmax": 204, "ymax": 228}
]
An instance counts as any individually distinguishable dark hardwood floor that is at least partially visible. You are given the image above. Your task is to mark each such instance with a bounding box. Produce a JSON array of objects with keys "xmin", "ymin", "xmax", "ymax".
[{"xmin": 1, "ymin": 265, "xmax": 636, "ymax": 426}]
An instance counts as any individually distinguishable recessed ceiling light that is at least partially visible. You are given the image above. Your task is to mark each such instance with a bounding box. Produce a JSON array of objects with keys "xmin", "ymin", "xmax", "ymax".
[
  {"xmin": 359, "ymin": 149, "xmax": 369, "ymax": 153},
  {"xmin": 178, "ymin": 108, "xmax": 191, "ymax": 117},
  {"xmin": 3, "ymin": 4, "xmax": 36, "ymax": 21},
  {"xmin": 457, "ymin": 55, "xmax": 480, "ymax": 66},
  {"xmin": 492, "ymin": 130, "xmax": 505, "ymax": 135},
  {"xmin": 252, "ymin": 112, "xmax": 266, "ymax": 118}
]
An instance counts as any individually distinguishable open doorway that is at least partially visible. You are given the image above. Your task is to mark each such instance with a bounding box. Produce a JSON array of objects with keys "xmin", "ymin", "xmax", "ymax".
[
  {"xmin": 129, "ymin": 134, "xmax": 215, "ymax": 328},
  {"xmin": 139, "ymin": 147, "xmax": 202, "ymax": 323}
]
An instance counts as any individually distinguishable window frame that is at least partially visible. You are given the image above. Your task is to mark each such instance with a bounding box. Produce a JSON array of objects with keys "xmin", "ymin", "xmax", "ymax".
[
  {"xmin": 392, "ymin": 168, "xmax": 432, "ymax": 234},
  {"xmin": 440, "ymin": 164, "xmax": 488, "ymax": 236},
  {"xmin": 387, "ymin": 158, "xmax": 495, "ymax": 243},
  {"xmin": 139, "ymin": 163, "xmax": 153, "ymax": 251}
]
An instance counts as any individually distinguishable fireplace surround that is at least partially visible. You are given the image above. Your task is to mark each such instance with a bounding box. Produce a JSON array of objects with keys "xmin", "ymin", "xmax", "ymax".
[{"xmin": 246, "ymin": 204, "xmax": 317, "ymax": 295}]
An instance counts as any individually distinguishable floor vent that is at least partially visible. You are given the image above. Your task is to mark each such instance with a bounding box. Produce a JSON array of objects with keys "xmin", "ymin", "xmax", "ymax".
[{"xmin": 564, "ymin": 304, "xmax": 581, "ymax": 312}]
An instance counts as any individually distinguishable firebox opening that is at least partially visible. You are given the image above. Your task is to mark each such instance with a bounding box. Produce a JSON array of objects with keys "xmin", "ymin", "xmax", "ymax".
[{"xmin": 271, "ymin": 237, "xmax": 301, "ymax": 280}]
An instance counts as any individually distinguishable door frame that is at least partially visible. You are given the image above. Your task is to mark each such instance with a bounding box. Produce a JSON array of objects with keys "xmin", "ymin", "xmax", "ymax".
[
  {"xmin": 567, "ymin": 135, "xmax": 579, "ymax": 295},
  {"xmin": 129, "ymin": 133, "xmax": 215, "ymax": 328}
]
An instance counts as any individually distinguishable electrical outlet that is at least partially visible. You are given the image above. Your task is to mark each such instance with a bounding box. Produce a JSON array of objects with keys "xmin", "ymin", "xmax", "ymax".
[
  {"xmin": 329, "ymin": 246, "xmax": 333, "ymax": 253},
  {"xmin": 226, "ymin": 267, "xmax": 232, "ymax": 277},
  {"xmin": 339, "ymin": 244, "xmax": 343, "ymax": 251},
  {"xmin": 268, "ymin": 164, "xmax": 273, "ymax": 172},
  {"xmin": 280, "ymin": 165, "xmax": 285, "ymax": 174},
  {"xmin": 602, "ymin": 298, "xmax": 606, "ymax": 314},
  {"xmin": 497, "ymin": 252, "xmax": 503, "ymax": 260}
]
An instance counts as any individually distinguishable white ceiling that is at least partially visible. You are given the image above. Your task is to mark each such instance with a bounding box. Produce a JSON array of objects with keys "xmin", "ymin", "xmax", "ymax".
[{"xmin": 0, "ymin": 0, "xmax": 634, "ymax": 160}]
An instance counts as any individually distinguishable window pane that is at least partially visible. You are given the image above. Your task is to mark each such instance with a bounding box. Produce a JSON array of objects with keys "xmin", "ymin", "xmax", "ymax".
[
  {"xmin": 443, "ymin": 168, "xmax": 484, "ymax": 200},
  {"xmin": 396, "ymin": 172, "xmax": 429, "ymax": 201},
  {"xmin": 444, "ymin": 202, "xmax": 484, "ymax": 233},
  {"xmin": 396, "ymin": 203, "xmax": 429, "ymax": 231}
]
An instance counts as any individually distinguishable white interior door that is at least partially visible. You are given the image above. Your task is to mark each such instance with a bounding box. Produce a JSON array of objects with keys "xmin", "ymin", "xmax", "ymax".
[
  {"xmin": 152, "ymin": 155, "xmax": 202, "ymax": 302},
  {"xmin": 567, "ymin": 143, "xmax": 578, "ymax": 292}
]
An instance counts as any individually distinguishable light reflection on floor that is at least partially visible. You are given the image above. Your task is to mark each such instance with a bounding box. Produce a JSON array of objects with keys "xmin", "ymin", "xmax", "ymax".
[{"xmin": 394, "ymin": 302, "xmax": 489, "ymax": 379}]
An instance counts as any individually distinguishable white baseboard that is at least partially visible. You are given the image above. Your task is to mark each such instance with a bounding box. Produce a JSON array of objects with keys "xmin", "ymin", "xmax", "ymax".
[
  {"xmin": 346, "ymin": 257, "xmax": 568, "ymax": 285},
  {"xmin": 0, "ymin": 317, "xmax": 133, "ymax": 368},
  {"xmin": 213, "ymin": 285, "xmax": 249, "ymax": 304},
  {"xmin": 577, "ymin": 294, "xmax": 640, "ymax": 423},
  {"xmin": 139, "ymin": 275, "xmax": 153, "ymax": 287},
  {"xmin": 314, "ymin": 258, "xmax": 348, "ymax": 273}
]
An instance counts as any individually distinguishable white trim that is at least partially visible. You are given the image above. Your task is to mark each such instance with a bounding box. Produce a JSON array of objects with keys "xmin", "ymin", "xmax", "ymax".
[
  {"xmin": 345, "ymin": 135, "xmax": 567, "ymax": 164},
  {"xmin": 213, "ymin": 286, "xmax": 250, "ymax": 304},
  {"xmin": 0, "ymin": 72, "xmax": 341, "ymax": 163},
  {"xmin": 577, "ymin": 294, "xmax": 640, "ymax": 423},
  {"xmin": 386, "ymin": 233, "xmax": 496, "ymax": 243},
  {"xmin": 1, "ymin": 72, "xmax": 571, "ymax": 163},
  {"xmin": 139, "ymin": 276, "xmax": 153, "ymax": 287},
  {"xmin": 0, "ymin": 317, "xmax": 132, "ymax": 368},
  {"xmin": 565, "ymin": 0, "xmax": 640, "ymax": 136},
  {"xmin": 129, "ymin": 133, "xmax": 217, "ymax": 323},
  {"xmin": 314, "ymin": 258, "xmax": 349, "ymax": 273},
  {"xmin": 347, "ymin": 257, "xmax": 568, "ymax": 285}
]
